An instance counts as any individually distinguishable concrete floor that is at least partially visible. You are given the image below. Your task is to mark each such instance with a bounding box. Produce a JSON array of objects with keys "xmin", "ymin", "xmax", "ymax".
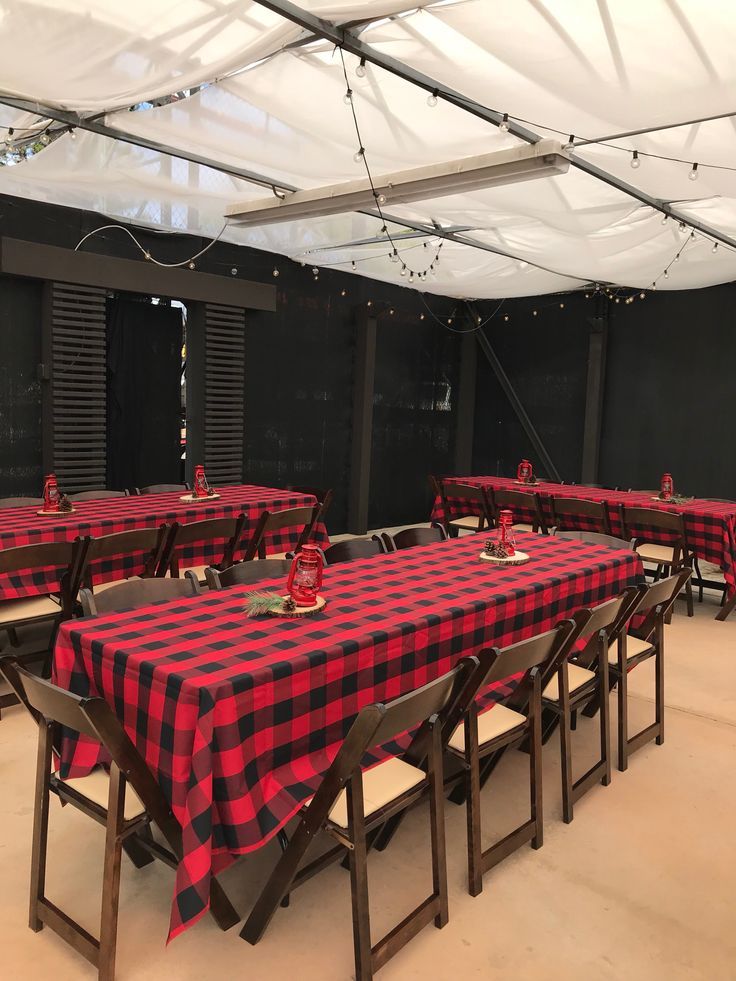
[{"xmin": 1, "ymin": 550, "xmax": 735, "ymax": 980}]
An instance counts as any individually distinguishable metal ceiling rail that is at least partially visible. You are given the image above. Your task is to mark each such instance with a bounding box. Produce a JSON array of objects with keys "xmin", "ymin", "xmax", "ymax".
[
  {"xmin": 249, "ymin": 0, "xmax": 736, "ymax": 253},
  {"xmin": 0, "ymin": 94, "xmax": 592, "ymax": 284}
]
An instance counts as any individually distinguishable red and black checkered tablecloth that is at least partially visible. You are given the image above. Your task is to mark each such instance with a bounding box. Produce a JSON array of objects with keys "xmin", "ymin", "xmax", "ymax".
[
  {"xmin": 432, "ymin": 476, "xmax": 736, "ymax": 600},
  {"xmin": 0, "ymin": 485, "xmax": 329, "ymax": 600},
  {"xmin": 53, "ymin": 532, "xmax": 642, "ymax": 941}
]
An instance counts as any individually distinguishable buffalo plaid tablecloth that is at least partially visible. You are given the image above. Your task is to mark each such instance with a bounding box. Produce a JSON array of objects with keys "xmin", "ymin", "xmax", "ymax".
[
  {"xmin": 432, "ymin": 476, "xmax": 736, "ymax": 602},
  {"xmin": 0, "ymin": 485, "xmax": 329, "ymax": 600},
  {"xmin": 53, "ymin": 532, "xmax": 642, "ymax": 941}
]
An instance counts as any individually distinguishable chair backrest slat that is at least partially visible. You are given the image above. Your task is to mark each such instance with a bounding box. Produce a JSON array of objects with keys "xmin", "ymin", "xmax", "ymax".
[
  {"xmin": 80, "ymin": 574, "xmax": 200, "ymax": 616},
  {"xmin": 492, "ymin": 488, "xmax": 547, "ymax": 533},
  {"xmin": 323, "ymin": 536, "xmax": 386, "ymax": 565},
  {"xmin": 622, "ymin": 505, "xmax": 685, "ymax": 536},
  {"xmin": 244, "ymin": 505, "xmax": 321, "ymax": 561},
  {"xmin": 370, "ymin": 664, "xmax": 471, "ymax": 747},
  {"xmin": 476, "ymin": 620, "xmax": 578, "ymax": 691},
  {"xmin": 551, "ymin": 496, "xmax": 611, "ymax": 535},
  {"xmin": 137, "ymin": 483, "xmax": 189, "ymax": 495},
  {"xmin": 0, "ymin": 540, "xmax": 74, "ymax": 575},
  {"xmin": 634, "ymin": 570, "xmax": 692, "ymax": 617},
  {"xmin": 0, "ymin": 657, "xmax": 99, "ymax": 738},
  {"xmin": 207, "ymin": 559, "xmax": 292, "ymax": 590},
  {"xmin": 0, "ymin": 496, "xmax": 44, "ymax": 509},
  {"xmin": 386, "ymin": 526, "xmax": 448, "ymax": 551},
  {"xmin": 66, "ymin": 489, "xmax": 129, "ymax": 501},
  {"xmin": 554, "ymin": 531, "xmax": 632, "ymax": 549}
]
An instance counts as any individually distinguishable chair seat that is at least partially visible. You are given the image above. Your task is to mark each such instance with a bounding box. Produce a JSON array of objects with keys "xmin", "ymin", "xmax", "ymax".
[
  {"xmin": 543, "ymin": 663, "xmax": 596, "ymax": 701},
  {"xmin": 448, "ymin": 702, "xmax": 526, "ymax": 752},
  {"xmin": 61, "ymin": 768, "xmax": 146, "ymax": 821},
  {"xmin": 0, "ymin": 595, "xmax": 60, "ymax": 626},
  {"xmin": 608, "ymin": 634, "xmax": 655, "ymax": 664},
  {"xmin": 635, "ymin": 543, "xmax": 677, "ymax": 564},
  {"xmin": 449, "ymin": 516, "xmax": 483, "ymax": 531},
  {"xmin": 181, "ymin": 565, "xmax": 208, "ymax": 582},
  {"xmin": 513, "ymin": 522, "xmax": 535, "ymax": 533},
  {"xmin": 259, "ymin": 552, "xmax": 289, "ymax": 561},
  {"xmin": 315, "ymin": 757, "xmax": 426, "ymax": 829}
]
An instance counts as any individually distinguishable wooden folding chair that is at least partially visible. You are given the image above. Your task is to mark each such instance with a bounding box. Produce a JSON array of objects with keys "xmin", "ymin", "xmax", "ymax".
[
  {"xmin": 436, "ymin": 480, "xmax": 494, "ymax": 537},
  {"xmin": 240, "ymin": 659, "xmax": 479, "ymax": 981},
  {"xmin": 446, "ymin": 619, "xmax": 580, "ymax": 895},
  {"xmin": 205, "ymin": 560, "xmax": 292, "ymax": 590},
  {"xmin": 540, "ymin": 588, "xmax": 642, "ymax": 822},
  {"xmin": 81, "ymin": 526, "xmax": 170, "ymax": 596},
  {"xmin": 0, "ymin": 496, "xmax": 43, "ymax": 508},
  {"xmin": 621, "ymin": 505, "xmax": 696, "ymax": 617},
  {"xmin": 490, "ymin": 488, "xmax": 549, "ymax": 534},
  {"xmin": 554, "ymin": 530, "xmax": 634, "ymax": 549},
  {"xmin": 550, "ymin": 496, "xmax": 612, "ymax": 536},
  {"xmin": 322, "ymin": 536, "xmax": 386, "ymax": 565},
  {"xmin": 0, "ymin": 657, "xmax": 239, "ymax": 981},
  {"xmin": 0, "ymin": 539, "xmax": 89, "ymax": 710},
  {"xmin": 66, "ymin": 490, "xmax": 130, "ymax": 501},
  {"xmin": 382, "ymin": 525, "xmax": 448, "ymax": 552},
  {"xmin": 161, "ymin": 514, "xmax": 246, "ymax": 582},
  {"xmin": 243, "ymin": 505, "xmax": 321, "ymax": 561},
  {"xmin": 135, "ymin": 483, "xmax": 189, "ymax": 495},
  {"xmin": 79, "ymin": 573, "xmax": 201, "ymax": 617},
  {"xmin": 609, "ymin": 570, "xmax": 691, "ymax": 771}
]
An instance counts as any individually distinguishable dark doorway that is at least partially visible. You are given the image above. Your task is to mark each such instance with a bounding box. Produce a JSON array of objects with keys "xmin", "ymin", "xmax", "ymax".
[{"xmin": 106, "ymin": 297, "xmax": 183, "ymax": 490}]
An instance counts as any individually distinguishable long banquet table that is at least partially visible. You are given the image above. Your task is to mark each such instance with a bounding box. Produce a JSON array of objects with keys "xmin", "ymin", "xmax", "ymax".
[
  {"xmin": 432, "ymin": 476, "xmax": 736, "ymax": 619},
  {"xmin": 53, "ymin": 531, "xmax": 642, "ymax": 940},
  {"xmin": 0, "ymin": 484, "xmax": 329, "ymax": 600}
]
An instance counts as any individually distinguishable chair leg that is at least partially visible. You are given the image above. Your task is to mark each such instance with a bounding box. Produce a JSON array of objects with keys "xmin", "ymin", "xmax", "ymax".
[
  {"xmin": 465, "ymin": 723, "xmax": 483, "ymax": 898},
  {"xmin": 29, "ymin": 724, "xmax": 53, "ymax": 932},
  {"xmin": 655, "ymin": 636, "xmax": 665, "ymax": 747},
  {"xmin": 209, "ymin": 878, "xmax": 241, "ymax": 931},
  {"xmin": 347, "ymin": 782, "xmax": 373, "ymax": 981},
  {"xmin": 558, "ymin": 697, "xmax": 573, "ymax": 824},
  {"xmin": 99, "ymin": 772, "xmax": 126, "ymax": 981},
  {"xmin": 428, "ymin": 726, "xmax": 449, "ymax": 928},
  {"xmin": 122, "ymin": 829, "xmax": 155, "ymax": 869},
  {"xmin": 598, "ymin": 666, "xmax": 611, "ymax": 788},
  {"xmin": 685, "ymin": 575, "xmax": 694, "ymax": 618},
  {"xmin": 617, "ymin": 666, "xmax": 628, "ymax": 772},
  {"xmin": 530, "ymin": 708, "xmax": 543, "ymax": 850}
]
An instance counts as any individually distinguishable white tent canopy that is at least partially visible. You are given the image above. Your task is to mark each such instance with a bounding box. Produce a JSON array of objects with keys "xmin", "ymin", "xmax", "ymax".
[{"xmin": 2, "ymin": 0, "xmax": 736, "ymax": 297}]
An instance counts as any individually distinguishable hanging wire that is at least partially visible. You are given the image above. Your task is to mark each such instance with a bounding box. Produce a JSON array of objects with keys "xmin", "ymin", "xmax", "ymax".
[{"xmin": 74, "ymin": 222, "xmax": 231, "ymax": 267}]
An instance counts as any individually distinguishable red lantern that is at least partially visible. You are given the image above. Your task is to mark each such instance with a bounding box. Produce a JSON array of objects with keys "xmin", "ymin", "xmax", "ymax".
[
  {"xmin": 517, "ymin": 459, "xmax": 533, "ymax": 483},
  {"xmin": 660, "ymin": 472, "xmax": 674, "ymax": 500},
  {"xmin": 193, "ymin": 464, "xmax": 210, "ymax": 499},
  {"xmin": 499, "ymin": 508, "xmax": 516, "ymax": 556},
  {"xmin": 43, "ymin": 473, "xmax": 60, "ymax": 512},
  {"xmin": 287, "ymin": 543, "xmax": 324, "ymax": 607}
]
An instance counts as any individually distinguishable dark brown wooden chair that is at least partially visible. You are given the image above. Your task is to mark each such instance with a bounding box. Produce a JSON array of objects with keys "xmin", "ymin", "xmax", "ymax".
[
  {"xmin": 0, "ymin": 539, "xmax": 89, "ymax": 704},
  {"xmin": 240, "ymin": 658, "xmax": 479, "ymax": 980},
  {"xmin": 436, "ymin": 479, "xmax": 494, "ymax": 537},
  {"xmin": 609, "ymin": 570, "xmax": 691, "ymax": 772},
  {"xmin": 382, "ymin": 525, "xmax": 448, "ymax": 552},
  {"xmin": 0, "ymin": 496, "xmax": 44, "ymax": 508},
  {"xmin": 243, "ymin": 505, "xmax": 321, "ymax": 561},
  {"xmin": 206, "ymin": 560, "xmax": 292, "ymax": 590},
  {"xmin": 287, "ymin": 485, "xmax": 333, "ymax": 515},
  {"xmin": 540, "ymin": 588, "xmax": 642, "ymax": 822},
  {"xmin": 66, "ymin": 490, "xmax": 130, "ymax": 501},
  {"xmin": 322, "ymin": 536, "xmax": 386, "ymax": 565},
  {"xmin": 550, "ymin": 496, "xmax": 612, "ymax": 536},
  {"xmin": 135, "ymin": 483, "xmax": 189, "ymax": 495},
  {"xmin": 82, "ymin": 526, "xmax": 170, "ymax": 595},
  {"xmin": 161, "ymin": 514, "xmax": 247, "ymax": 583},
  {"xmin": 0, "ymin": 656, "xmax": 239, "ymax": 980},
  {"xmin": 79, "ymin": 573, "xmax": 201, "ymax": 617},
  {"xmin": 446, "ymin": 619, "xmax": 581, "ymax": 895},
  {"xmin": 554, "ymin": 530, "xmax": 634, "ymax": 549},
  {"xmin": 621, "ymin": 505, "xmax": 695, "ymax": 616},
  {"xmin": 490, "ymin": 488, "xmax": 549, "ymax": 534}
]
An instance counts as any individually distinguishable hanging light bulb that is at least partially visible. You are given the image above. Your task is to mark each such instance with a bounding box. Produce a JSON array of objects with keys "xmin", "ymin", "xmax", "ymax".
[
  {"xmin": 376, "ymin": 192, "xmax": 387, "ymax": 206},
  {"xmin": 353, "ymin": 147, "xmax": 364, "ymax": 164},
  {"xmin": 688, "ymin": 162, "xmax": 699, "ymax": 181},
  {"xmin": 503, "ymin": 314, "xmax": 510, "ymax": 322},
  {"xmin": 188, "ymin": 261, "xmax": 196, "ymax": 270},
  {"xmin": 69, "ymin": 127, "xmax": 76, "ymax": 140},
  {"xmin": 408, "ymin": 272, "xmax": 415, "ymax": 284},
  {"xmin": 341, "ymin": 289, "xmax": 347, "ymax": 297},
  {"xmin": 272, "ymin": 267, "xmax": 280, "ymax": 277},
  {"xmin": 351, "ymin": 261, "xmax": 356, "ymax": 271},
  {"xmin": 343, "ymin": 89, "xmax": 353, "ymax": 105},
  {"xmin": 312, "ymin": 266, "xmax": 319, "ymax": 276},
  {"xmin": 389, "ymin": 307, "xmax": 395, "ymax": 315},
  {"xmin": 427, "ymin": 89, "xmax": 439, "ymax": 107},
  {"xmin": 390, "ymin": 250, "xmax": 399, "ymax": 263},
  {"xmin": 448, "ymin": 317, "xmax": 453, "ymax": 325},
  {"xmin": 231, "ymin": 267, "xmax": 238, "ymax": 276},
  {"xmin": 379, "ymin": 225, "xmax": 388, "ymax": 237},
  {"xmin": 532, "ymin": 309, "xmax": 538, "ymax": 316},
  {"xmin": 640, "ymin": 292, "xmax": 646, "ymax": 299},
  {"xmin": 400, "ymin": 265, "xmax": 407, "ymax": 277},
  {"xmin": 499, "ymin": 112, "xmax": 510, "ymax": 133},
  {"xmin": 40, "ymin": 132, "xmax": 51, "ymax": 146},
  {"xmin": 356, "ymin": 58, "xmax": 367, "ymax": 78},
  {"xmin": 563, "ymin": 134, "xmax": 575, "ymax": 151},
  {"xmin": 661, "ymin": 214, "xmax": 668, "ymax": 225},
  {"xmin": 678, "ymin": 222, "xmax": 686, "ymax": 233},
  {"xmin": 664, "ymin": 268, "xmax": 669, "ymax": 278},
  {"xmin": 559, "ymin": 302, "xmax": 565, "ymax": 309},
  {"xmin": 712, "ymin": 242, "xmax": 719, "ymax": 254},
  {"xmin": 420, "ymin": 313, "xmax": 425, "ymax": 321},
  {"xmin": 674, "ymin": 252, "xmax": 680, "ymax": 262},
  {"xmin": 630, "ymin": 150, "xmax": 641, "ymax": 169},
  {"xmin": 651, "ymin": 282, "xmax": 657, "ymax": 291}
]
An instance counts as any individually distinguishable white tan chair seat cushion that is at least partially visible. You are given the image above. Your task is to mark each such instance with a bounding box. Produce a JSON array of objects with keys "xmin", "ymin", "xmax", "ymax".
[
  {"xmin": 448, "ymin": 702, "xmax": 526, "ymax": 752},
  {"xmin": 449, "ymin": 516, "xmax": 483, "ymax": 531},
  {"xmin": 543, "ymin": 663, "xmax": 596, "ymax": 701},
  {"xmin": 60, "ymin": 768, "xmax": 146, "ymax": 821},
  {"xmin": 260, "ymin": 552, "xmax": 289, "ymax": 561},
  {"xmin": 181, "ymin": 565, "xmax": 208, "ymax": 582},
  {"xmin": 0, "ymin": 595, "xmax": 60, "ymax": 625},
  {"xmin": 608, "ymin": 634, "xmax": 654, "ymax": 664},
  {"xmin": 635, "ymin": 543, "xmax": 678, "ymax": 564},
  {"xmin": 310, "ymin": 757, "xmax": 426, "ymax": 829},
  {"xmin": 512, "ymin": 522, "xmax": 535, "ymax": 533}
]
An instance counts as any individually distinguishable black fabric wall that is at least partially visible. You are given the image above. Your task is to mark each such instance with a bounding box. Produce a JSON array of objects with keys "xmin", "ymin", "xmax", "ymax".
[
  {"xmin": 0, "ymin": 274, "xmax": 43, "ymax": 493},
  {"xmin": 1, "ymin": 192, "xmax": 734, "ymax": 518}
]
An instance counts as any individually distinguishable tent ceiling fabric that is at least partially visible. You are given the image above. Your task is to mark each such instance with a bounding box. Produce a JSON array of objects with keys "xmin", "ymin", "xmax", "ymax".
[{"xmin": 2, "ymin": 0, "xmax": 736, "ymax": 297}]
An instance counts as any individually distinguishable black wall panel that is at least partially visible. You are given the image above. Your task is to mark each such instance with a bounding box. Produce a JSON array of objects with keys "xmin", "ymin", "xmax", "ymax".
[{"xmin": 0, "ymin": 274, "xmax": 42, "ymax": 495}]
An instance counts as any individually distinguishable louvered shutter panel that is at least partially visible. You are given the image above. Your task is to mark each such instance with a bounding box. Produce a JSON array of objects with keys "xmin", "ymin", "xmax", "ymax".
[
  {"xmin": 203, "ymin": 303, "xmax": 245, "ymax": 484},
  {"xmin": 45, "ymin": 282, "xmax": 107, "ymax": 491}
]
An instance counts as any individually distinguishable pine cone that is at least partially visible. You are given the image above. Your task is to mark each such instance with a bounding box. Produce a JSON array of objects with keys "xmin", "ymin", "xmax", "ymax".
[
  {"xmin": 59, "ymin": 494, "xmax": 73, "ymax": 512},
  {"xmin": 282, "ymin": 596, "xmax": 297, "ymax": 613}
]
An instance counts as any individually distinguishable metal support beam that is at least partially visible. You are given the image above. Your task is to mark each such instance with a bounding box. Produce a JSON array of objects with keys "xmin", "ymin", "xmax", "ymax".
[
  {"xmin": 469, "ymin": 305, "xmax": 562, "ymax": 483},
  {"xmin": 248, "ymin": 0, "xmax": 736, "ymax": 252},
  {"xmin": 453, "ymin": 328, "xmax": 476, "ymax": 475},
  {"xmin": 580, "ymin": 307, "xmax": 609, "ymax": 484},
  {"xmin": 348, "ymin": 305, "xmax": 377, "ymax": 534}
]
